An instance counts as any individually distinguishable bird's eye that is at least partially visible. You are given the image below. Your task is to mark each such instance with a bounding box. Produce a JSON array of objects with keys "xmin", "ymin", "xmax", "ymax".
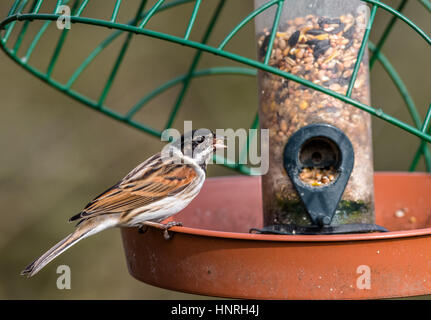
[{"xmin": 195, "ymin": 136, "xmax": 205, "ymax": 143}]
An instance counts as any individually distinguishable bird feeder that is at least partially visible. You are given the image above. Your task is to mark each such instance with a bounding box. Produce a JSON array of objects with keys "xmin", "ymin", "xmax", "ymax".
[
  {"xmin": 1, "ymin": 0, "xmax": 431, "ymax": 299},
  {"xmin": 255, "ymin": 0, "xmax": 375, "ymax": 231}
]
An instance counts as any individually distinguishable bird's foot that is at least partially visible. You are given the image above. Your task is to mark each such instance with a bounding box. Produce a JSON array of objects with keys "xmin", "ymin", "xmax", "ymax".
[
  {"xmin": 162, "ymin": 221, "xmax": 182, "ymax": 240},
  {"xmin": 139, "ymin": 221, "xmax": 182, "ymax": 240}
]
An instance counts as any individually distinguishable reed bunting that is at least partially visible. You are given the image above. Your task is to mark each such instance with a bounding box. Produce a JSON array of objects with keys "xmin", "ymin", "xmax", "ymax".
[{"xmin": 21, "ymin": 130, "xmax": 226, "ymax": 277}]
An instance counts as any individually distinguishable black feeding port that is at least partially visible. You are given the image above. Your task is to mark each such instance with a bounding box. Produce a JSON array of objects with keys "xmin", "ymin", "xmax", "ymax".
[
  {"xmin": 283, "ymin": 123, "xmax": 354, "ymax": 226},
  {"xmin": 298, "ymin": 136, "xmax": 341, "ymax": 170}
]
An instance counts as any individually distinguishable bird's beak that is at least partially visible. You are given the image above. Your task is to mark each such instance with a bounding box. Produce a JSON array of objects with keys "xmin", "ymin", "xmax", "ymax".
[{"xmin": 213, "ymin": 135, "xmax": 227, "ymax": 149}]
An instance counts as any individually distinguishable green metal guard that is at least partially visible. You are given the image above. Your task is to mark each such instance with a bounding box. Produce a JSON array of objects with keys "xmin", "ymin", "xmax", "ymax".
[{"xmin": 0, "ymin": 0, "xmax": 430, "ymax": 174}]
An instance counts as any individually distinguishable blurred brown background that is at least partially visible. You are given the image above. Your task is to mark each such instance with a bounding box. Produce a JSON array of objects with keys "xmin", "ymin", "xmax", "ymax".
[{"xmin": 0, "ymin": 0, "xmax": 429, "ymax": 299}]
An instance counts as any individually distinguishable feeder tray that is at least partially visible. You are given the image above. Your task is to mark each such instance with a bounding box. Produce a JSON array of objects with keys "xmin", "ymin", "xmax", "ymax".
[
  {"xmin": 122, "ymin": 173, "xmax": 431, "ymax": 299},
  {"xmin": 1, "ymin": 1, "xmax": 431, "ymax": 300}
]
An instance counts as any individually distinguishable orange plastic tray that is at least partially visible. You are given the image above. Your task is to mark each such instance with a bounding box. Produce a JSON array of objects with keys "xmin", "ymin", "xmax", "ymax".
[{"xmin": 121, "ymin": 173, "xmax": 431, "ymax": 299}]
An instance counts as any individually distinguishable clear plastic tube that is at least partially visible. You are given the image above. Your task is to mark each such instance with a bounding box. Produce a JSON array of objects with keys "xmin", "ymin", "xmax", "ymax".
[{"xmin": 255, "ymin": 0, "xmax": 374, "ymax": 227}]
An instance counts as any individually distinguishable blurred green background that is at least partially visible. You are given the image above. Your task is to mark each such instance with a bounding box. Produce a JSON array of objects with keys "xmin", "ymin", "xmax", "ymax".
[{"xmin": 0, "ymin": 0, "xmax": 430, "ymax": 299}]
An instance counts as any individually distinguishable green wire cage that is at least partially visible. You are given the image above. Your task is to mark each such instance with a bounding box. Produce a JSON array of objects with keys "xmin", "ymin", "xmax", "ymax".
[{"xmin": 0, "ymin": 0, "xmax": 430, "ymax": 174}]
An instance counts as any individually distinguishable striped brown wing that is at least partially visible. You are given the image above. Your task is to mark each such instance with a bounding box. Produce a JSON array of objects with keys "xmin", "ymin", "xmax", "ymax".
[{"xmin": 69, "ymin": 155, "xmax": 197, "ymax": 222}]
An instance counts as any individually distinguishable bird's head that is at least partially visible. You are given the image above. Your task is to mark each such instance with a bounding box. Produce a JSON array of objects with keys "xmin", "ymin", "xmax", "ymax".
[{"xmin": 170, "ymin": 129, "xmax": 226, "ymax": 168}]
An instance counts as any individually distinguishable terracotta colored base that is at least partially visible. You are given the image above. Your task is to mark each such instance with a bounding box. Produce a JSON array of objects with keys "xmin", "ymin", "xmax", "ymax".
[{"xmin": 121, "ymin": 173, "xmax": 431, "ymax": 299}]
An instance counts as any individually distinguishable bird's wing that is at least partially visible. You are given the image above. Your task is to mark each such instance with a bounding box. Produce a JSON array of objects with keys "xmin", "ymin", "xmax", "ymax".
[{"xmin": 69, "ymin": 153, "xmax": 197, "ymax": 222}]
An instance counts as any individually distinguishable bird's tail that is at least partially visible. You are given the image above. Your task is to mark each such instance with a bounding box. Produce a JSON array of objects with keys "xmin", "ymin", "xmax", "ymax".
[{"xmin": 21, "ymin": 216, "xmax": 118, "ymax": 277}]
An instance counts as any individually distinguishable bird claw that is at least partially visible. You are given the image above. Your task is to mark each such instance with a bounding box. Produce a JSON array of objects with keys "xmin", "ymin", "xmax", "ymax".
[
  {"xmin": 163, "ymin": 229, "xmax": 172, "ymax": 240},
  {"xmin": 164, "ymin": 221, "xmax": 183, "ymax": 229},
  {"xmin": 138, "ymin": 221, "xmax": 182, "ymax": 239},
  {"xmin": 162, "ymin": 221, "xmax": 182, "ymax": 240}
]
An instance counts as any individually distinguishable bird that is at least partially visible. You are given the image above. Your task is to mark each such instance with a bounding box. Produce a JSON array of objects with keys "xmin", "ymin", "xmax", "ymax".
[{"xmin": 21, "ymin": 130, "xmax": 226, "ymax": 277}]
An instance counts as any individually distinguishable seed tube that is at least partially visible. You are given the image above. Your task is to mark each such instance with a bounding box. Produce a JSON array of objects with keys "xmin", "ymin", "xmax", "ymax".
[{"xmin": 255, "ymin": 0, "xmax": 374, "ymax": 227}]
